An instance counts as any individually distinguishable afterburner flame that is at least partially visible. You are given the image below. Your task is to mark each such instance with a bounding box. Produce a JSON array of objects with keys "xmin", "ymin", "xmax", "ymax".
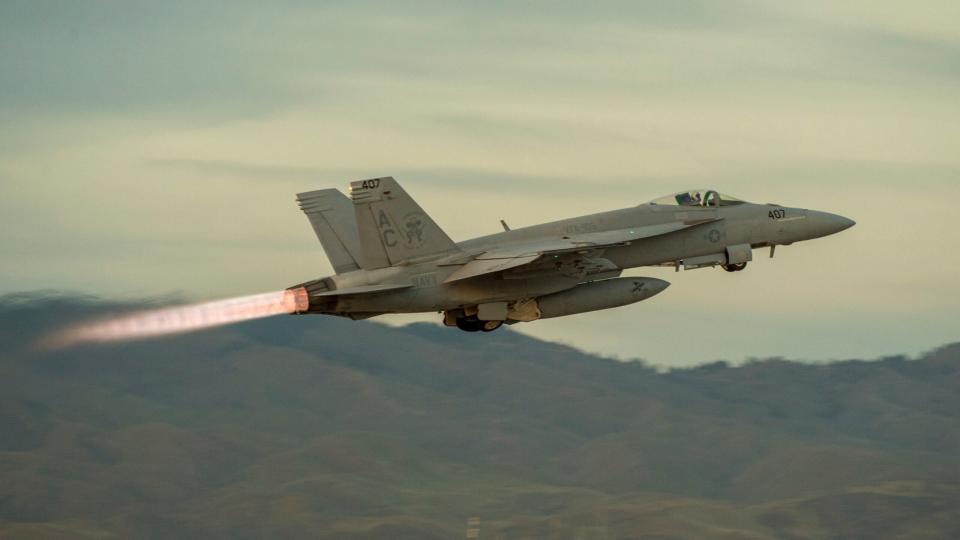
[{"xmin": 42, "ymin": 289, "xmax": 307, "ymax": 350}]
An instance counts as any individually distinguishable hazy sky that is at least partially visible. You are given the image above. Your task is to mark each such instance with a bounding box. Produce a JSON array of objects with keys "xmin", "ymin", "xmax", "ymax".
[{"xmin": 2, "ymin": 1, "xmax": 958, "ymax": 366}]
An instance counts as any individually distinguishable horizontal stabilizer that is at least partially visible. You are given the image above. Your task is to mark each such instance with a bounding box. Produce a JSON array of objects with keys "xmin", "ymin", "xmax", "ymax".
[
  {"xmin": 311, "ymin": 283, "xmax": 411, "ymax": 297},
  {"xmin": 444, "ymin": 255, "xmax": 540, "ymax": 283}
]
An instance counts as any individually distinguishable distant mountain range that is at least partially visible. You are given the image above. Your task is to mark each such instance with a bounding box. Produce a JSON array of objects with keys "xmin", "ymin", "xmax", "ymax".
[{"xmin": 1, "ymin": 293, "xmax": 958, "ymax": 539}]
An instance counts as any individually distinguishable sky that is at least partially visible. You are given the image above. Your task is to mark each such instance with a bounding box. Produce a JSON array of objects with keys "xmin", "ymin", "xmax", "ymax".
[{"xmin": 1, "ymin": 1, "xmax": 958, "ymax": 366}]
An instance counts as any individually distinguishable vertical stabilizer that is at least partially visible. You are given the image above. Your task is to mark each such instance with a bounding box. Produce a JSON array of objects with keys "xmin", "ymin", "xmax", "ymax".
[
  {"xmin": 349, "ymin": 177, "xmax": 458, "ymax": 268},
  {"xmin": 297, "ymin": 189, "xmax": 363, "ymax": 274}
]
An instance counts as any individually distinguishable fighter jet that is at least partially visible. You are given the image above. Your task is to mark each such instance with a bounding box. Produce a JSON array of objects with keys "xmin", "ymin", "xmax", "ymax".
[{"xmin": 287, "ymin": 177, "xmax": 854, "ymax": 332}]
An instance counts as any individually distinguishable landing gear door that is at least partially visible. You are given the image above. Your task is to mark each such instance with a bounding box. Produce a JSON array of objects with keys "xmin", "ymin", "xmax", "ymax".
[{"xmin": 725, "ymin": 243, "xmax": 753, "ymax": 265}]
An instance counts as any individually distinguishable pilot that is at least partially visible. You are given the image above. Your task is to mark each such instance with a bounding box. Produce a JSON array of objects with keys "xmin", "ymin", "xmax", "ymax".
[{"xmin": 704, "ymin": 191, "xmax": 719, "ymax": 207}]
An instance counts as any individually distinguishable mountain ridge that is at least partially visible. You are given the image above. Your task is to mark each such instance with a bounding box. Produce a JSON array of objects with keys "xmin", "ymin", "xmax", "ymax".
[{"xmin": 0, "ymin": 294, "xmax": 957, "ymax": 539}]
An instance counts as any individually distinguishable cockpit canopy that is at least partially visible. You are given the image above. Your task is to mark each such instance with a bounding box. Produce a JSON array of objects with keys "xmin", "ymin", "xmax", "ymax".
[{"xmin": 648, "ymin": 189, "xmax": 746, "ymax": 208}]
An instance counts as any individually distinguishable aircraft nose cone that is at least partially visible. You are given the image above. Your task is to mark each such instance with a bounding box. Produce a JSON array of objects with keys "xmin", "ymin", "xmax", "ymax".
[
  {"xmin": 807, "ymin": 211, "xmax": 856, "ymax": 239},
  {"xmin": 826, "ymin": 213, "xmax": 856, "ymax": 233}
]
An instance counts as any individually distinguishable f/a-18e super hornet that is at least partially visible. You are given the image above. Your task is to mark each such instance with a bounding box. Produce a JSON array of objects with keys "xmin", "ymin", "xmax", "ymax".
[{"xmin": 287, "ymin": 177, "xmax": 854, "ymax": 332}]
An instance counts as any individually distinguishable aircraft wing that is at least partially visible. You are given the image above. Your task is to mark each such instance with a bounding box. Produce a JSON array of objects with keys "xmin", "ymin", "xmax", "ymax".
[{"xmin": 444, "ymin": 219, "xmax": 717, "ymax": 283}]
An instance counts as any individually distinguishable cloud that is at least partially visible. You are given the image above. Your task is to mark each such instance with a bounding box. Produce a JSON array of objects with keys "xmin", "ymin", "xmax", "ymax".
[{"xmin": 1, "ymin": 1, "xmax": 958, "ymax": 364}]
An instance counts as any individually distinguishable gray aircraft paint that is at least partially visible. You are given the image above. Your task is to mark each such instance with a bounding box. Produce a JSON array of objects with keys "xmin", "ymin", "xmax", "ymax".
[{"xmin": 288, "ymin": 178, "xmax": 854, "ymax": 332}]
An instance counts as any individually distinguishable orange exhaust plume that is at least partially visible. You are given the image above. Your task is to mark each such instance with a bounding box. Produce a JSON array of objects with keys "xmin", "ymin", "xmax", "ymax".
[{"xmin": 41, "ymin": 288, "xmax": 309, "ymax": 350}]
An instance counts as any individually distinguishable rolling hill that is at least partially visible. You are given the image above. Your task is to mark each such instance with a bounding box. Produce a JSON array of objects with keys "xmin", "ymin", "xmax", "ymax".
[{"xmin": 1, "ymin": 293, "xmax": 958, "ymax": 539}]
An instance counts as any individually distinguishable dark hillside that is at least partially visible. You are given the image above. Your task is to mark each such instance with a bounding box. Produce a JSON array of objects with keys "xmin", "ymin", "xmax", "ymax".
[{"xmin": 1, "ymin": 293, "xmax": 958, "ymax": 539}]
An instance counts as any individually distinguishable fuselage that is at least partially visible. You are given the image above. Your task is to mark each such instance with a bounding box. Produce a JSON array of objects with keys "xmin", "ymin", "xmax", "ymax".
[{"xmin": 306, "ymin": 196, "xmax": 854, "ymax": 316}]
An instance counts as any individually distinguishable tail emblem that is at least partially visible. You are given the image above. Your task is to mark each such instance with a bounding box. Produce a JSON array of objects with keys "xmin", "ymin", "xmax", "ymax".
[{"xmin": 403, "ymin": 213, "xmax": 426, "ymax": 248}]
